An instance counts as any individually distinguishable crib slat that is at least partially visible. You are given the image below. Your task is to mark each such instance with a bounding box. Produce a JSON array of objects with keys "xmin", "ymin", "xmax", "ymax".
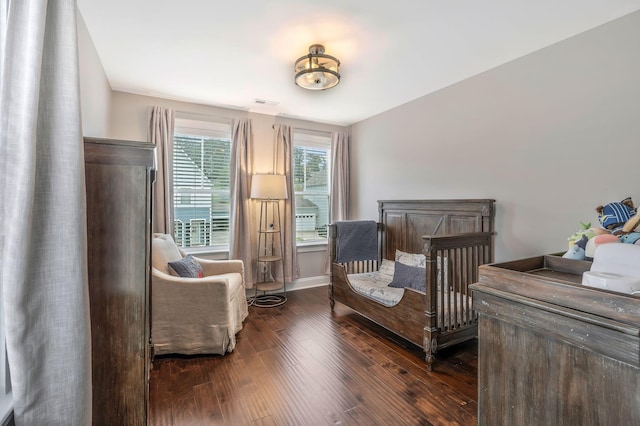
[
  {"xmin": 341, "ymin": 259, "xmax": 380, "ymax": 275},
  {"xmin": 439, "ymin": 250, "xmax": 446, "ymax": 331},
  {"xmin": 428, "ymin": 235, "xmax": 492, "ymax": 332}
]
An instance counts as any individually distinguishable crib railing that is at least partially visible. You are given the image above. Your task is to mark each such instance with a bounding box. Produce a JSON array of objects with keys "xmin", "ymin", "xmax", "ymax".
[{"xmin": 423, "ymin": 232, "xmax": 494, "ymax": 334}]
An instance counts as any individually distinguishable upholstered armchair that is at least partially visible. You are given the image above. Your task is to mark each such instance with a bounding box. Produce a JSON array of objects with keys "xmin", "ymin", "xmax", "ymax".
[{"xmin": 151, "ymin": 233, "xmax": 248, "ymax": 356}]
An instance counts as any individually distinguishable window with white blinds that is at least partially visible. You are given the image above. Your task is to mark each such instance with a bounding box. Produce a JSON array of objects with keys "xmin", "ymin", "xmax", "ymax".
[
  {"xmin": 173, "ymin": 118, "xmax": 231, "ymax": 249},
  {"xmin": 293, "ymin": 132, "xmax": 331, "ymax": 244}
]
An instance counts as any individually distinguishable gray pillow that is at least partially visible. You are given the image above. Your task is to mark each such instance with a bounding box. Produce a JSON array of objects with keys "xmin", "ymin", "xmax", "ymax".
[
  {"xmin": 388, "ymin": 261, "xmax": 425, "ymax": 292},
  {"xmin": 168, "ymin": 254, "xmax": 203, "ymax": 278}
]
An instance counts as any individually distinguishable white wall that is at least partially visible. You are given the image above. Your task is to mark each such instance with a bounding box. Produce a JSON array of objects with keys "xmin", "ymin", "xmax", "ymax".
[
  {"xmin": 77, "ymin": 10, "xmax": 111, "ymax": 138},
  {"xmin": 350, "ymin": 11, "xmax": 640, "ymax": 262}
]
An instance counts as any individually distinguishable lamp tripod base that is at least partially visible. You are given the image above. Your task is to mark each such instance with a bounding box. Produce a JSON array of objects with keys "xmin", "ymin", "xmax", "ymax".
[{"xmin": 249, "ymin": 293, "xmax": 287, "ymax": 308}]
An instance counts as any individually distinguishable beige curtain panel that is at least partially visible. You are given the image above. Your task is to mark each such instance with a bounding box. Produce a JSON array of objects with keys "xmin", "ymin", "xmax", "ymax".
[
  {"xmin": 229, "ymin": 118, "xmax": 257, "ymax": 287},
  {"xmin": 273, "ymin": 124, "xmax": 300, "ymax": 283},
  {"xmin": 148, "ymin": 106, "xmax": 175, "ymax": 235}
]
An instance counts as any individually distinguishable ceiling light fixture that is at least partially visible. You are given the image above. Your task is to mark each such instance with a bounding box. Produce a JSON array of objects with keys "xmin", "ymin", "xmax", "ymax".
[{"xmin": 294, "ymin": 44, "xmax": 340, "ymax": 91}]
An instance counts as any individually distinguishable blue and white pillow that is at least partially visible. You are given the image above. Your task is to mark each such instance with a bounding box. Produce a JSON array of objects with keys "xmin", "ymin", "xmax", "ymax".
[
  {"xmin": 394, "ymin": 249, "xmax": 448, "ymax": 290},
  {"xmin": 388, "ymin": 261, "xmax": 426, "ymax": 292},
  {"xmin": 168, "ymin": 254, "xmax": 203, "ymax": 278}
]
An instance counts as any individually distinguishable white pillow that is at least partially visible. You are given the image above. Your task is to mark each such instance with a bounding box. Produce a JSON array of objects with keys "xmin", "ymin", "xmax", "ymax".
[
  {"xmin": 378, "ymin": 259, "xmax": 396, "ymax": 281},
  {"xmin": 395, "ymin": 250, "xmax": 426, "ymax": 268}
]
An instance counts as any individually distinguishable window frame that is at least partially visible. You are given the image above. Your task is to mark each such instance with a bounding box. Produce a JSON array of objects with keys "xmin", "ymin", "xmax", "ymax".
[
  {"xmin": 293, "ymin": 131, "xmax": 332, "ymax": 247},
  {"xmin": 173, "ymin": 117, "xmax": 232, "ymax": 253}
]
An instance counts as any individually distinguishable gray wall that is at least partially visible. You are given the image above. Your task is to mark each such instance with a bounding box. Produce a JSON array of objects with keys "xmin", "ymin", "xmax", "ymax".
[
  {"xmin": 77, "ymin": 15, "xmax": 344, "ymax": 286},
  {"xmin": 109, "ymin": 91, "xmax": 345, "ymax": 284},
  {"xmin": 350, "ymin": 11, "xmax": 640, "ymax": 262},
  {"xmin": 78, "ymin": 9, "xmax": 640, "ymax": 273}
]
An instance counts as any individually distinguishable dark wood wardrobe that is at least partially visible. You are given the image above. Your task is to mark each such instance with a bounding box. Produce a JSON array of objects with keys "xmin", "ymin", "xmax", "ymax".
[{"xmin": 84, "ymin": 137, "xmax": 154, "ymax": 425}]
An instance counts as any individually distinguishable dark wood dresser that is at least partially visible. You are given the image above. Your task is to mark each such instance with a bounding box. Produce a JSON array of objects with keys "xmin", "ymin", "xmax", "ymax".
[
  {"xmin": 471, "ymin": 255, "xmax": 640, "ymax": 426},
  {"xmin": 84, "ymin": 137, "xmax": 154, "ymax": 425}
]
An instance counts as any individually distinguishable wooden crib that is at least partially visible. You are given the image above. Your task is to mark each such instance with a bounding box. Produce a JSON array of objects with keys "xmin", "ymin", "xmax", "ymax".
[{"xmin": 329, "ymin": 199, "xmax": 495, "ymax": 370}]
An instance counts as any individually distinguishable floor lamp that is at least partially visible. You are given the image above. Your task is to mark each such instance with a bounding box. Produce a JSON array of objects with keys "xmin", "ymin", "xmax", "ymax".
[{"xmin": 250, "ymin": 174, "xmax": 288, "ymax": 307}]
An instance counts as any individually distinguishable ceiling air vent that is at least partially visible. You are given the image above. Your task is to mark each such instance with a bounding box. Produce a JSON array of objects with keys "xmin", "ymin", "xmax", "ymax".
[{"xmin": 254, "ymin": 98, "xmax": 279, "ymax": 106}]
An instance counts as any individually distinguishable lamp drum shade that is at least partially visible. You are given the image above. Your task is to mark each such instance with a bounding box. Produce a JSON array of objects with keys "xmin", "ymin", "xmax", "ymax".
[{"xmin": 250, "ymin": 174, "xmax": 288, "ymax": 200}]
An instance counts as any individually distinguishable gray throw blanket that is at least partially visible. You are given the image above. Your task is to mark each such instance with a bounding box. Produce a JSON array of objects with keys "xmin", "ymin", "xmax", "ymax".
[{"xmin": 335, "ymin": 220, "xmax": 378, "ymax": 263}]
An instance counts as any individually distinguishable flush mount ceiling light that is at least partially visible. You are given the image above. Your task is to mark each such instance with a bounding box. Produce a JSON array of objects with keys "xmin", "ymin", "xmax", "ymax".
[{"xmin": 294, "ymin": 44, "xmax": 340, "ymax": 91}]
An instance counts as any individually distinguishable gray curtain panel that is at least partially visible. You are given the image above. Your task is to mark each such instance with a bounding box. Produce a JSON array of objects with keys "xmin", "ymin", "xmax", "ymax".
[
  {"xmin": 0, "ymin": 0, "xmax": 92, "ymax": 423},
  {"xmin": 229, "ymin": 118, "xmax": 257, "ymax": 287},
  {"xmin": 148, "ymin": 106, "xmax": 175, "ymax": 234},
  {"xmin": 273, "ymin": 124, "xmax": 300, "ymax": 283}
]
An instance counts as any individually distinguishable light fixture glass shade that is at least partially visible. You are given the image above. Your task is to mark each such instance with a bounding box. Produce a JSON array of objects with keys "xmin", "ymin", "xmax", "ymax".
[
  {"xmin": 250, "ymin": 174, "xmax": 288, "ymax": 200},
  {"xmin": 294, "ymin": 44, "xmax": 340, "ymax": 90}
]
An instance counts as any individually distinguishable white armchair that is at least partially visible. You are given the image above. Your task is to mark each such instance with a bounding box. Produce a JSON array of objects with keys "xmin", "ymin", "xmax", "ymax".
[{"xmin": 151, "ymin": 233, "xmax": 248, "ymax": 356}]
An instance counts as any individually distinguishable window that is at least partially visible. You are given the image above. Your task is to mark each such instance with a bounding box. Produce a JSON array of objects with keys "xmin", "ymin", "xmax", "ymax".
[
  {"xmin": 293, "ymin": 131, "xmax": 331, "ymax": 244},
  {"xmin": 173, "ymin": 118, "xmax": 231, "ymax": 250}
]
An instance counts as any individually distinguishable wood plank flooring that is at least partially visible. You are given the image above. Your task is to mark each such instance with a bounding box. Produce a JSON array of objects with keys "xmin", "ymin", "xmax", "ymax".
[{"xmin": 149, "ymin": 286, "xmax": 478, "ymax": 425}]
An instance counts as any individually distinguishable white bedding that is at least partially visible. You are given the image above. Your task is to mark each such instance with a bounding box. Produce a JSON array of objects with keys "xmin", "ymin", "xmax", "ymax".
[
  {"xmin": 345, "ymin": 259, "xmax": 409, "ymax": 307},
  {"xmin": 347, "ymin": 265, "xmax": 404, "ymax": 307}
]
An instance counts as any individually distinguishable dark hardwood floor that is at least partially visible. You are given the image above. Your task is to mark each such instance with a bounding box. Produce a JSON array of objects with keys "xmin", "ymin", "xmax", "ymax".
[{"xmin": 149, "ymin": 286, "xmax": 478, "ymax": 425}]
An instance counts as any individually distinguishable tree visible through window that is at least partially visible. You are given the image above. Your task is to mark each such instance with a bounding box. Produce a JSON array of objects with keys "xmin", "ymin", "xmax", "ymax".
[
  {"xmin": 173, "ymin": 120, "xmax": 231, "ymax": 249},
  {"xmin": 293, "ymin": 133, "xmax": 331, "ymax": 244}
]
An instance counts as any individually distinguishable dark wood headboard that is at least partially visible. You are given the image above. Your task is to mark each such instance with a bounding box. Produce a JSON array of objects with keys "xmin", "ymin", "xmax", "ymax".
[{"xmin": 378, "ymin": 199, "xmax": 495, "ymax": 260}]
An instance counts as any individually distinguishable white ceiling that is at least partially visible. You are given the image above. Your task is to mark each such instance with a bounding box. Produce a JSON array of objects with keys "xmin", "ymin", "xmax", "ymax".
[{"xmin": 77, "ymin": 0, "xmax": 640, "ymax": 126}]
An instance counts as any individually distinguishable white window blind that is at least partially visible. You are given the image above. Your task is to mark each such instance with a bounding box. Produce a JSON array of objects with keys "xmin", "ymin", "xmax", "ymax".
[
  {"xmin": 173, "ymin": 119, "xmax": 231, "ymax": 249},
  {"xmin": 293, "ymin": 132, "xmax": 331, "ymax": 244}
]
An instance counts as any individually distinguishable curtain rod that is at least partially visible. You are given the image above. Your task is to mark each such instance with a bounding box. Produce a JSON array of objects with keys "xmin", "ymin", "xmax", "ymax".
[
  {"xmin": 175, "ymin": 110, "xmax": 233, "ymax": 123},
  {"xmin": 272, "ymin": 124, "xmax": 332, "ymax": 135}
]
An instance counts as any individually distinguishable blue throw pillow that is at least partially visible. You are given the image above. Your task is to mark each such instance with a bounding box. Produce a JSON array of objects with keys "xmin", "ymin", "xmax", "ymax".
[
  {"xmin": 168, "ymin": 254, "xmax": 203, "ymax": 278},
  {"xmin": 388, "ymin": 261, "xmax": 425, "ymax": 292}
]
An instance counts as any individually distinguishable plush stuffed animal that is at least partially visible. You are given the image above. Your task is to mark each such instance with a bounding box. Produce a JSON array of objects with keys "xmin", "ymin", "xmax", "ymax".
[
  {"xmin": 596, "ymin": 197, "xmax": 637, "ymax": 235},
  {"xmin": 585, "ymin": 233, "xmax": 621, "ymax": 260},
  {"xmin": 568, "ymin": 222, "xmax": 593, "ymax": 247},
  {"xmin": 563, "ymin": 234, "xmax": 589, "ymax": 260},
  {"xmin": 622, "ymin": 212, "xmax": 640, "ymax": 234},
  {"xmin": 567, "ymin": 222, "xmax": 608, "ymax": 247},
  {"xmin": 562, "ymin": 244, "xmax": 585, "ymax": 260},
  {"xmin": 620, "ymin": 232, "xmax": 640, "ymax": 245}
]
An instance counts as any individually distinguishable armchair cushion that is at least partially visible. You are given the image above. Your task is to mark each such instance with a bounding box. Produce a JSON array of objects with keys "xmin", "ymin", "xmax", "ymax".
[
  {"xmin": 152, "ymin": 233, "xmax": 183, "ymax": 274},
  {"xmin": 168, "ymin": 254, "xmax": 203, "ymax": 278}
]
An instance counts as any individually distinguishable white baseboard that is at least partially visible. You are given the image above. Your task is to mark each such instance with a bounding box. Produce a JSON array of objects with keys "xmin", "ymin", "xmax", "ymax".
[
  {"xmin": 288, "ymin": 275, "xmax": 330, "ymax": 291},
  {"xmin": 246, "ymin": 275, "xmax": 329, "ymax": 297}
]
